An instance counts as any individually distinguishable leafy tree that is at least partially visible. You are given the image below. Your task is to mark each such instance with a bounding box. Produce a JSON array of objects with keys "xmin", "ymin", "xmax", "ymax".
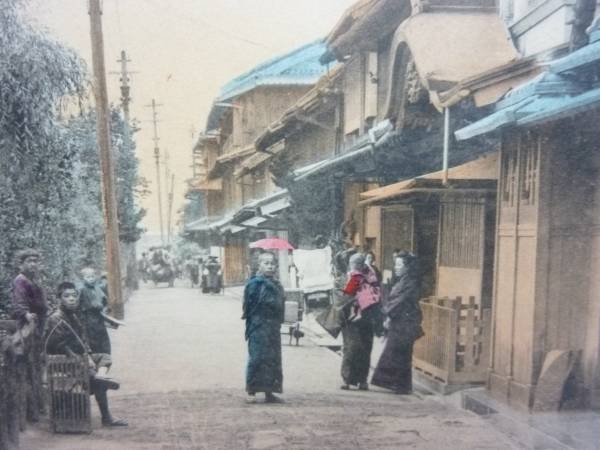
[{"xmin": 0, "ymin": 0, "xmax": 145, "ymax": 306}]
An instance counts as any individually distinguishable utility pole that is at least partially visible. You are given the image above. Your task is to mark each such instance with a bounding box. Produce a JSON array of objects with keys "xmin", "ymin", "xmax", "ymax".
[
  {"xmin": 110, "ymin": 50, "xmax": 140, "ymax": 290},
  {"xmin": 167, "ymin": 174, "xmax": 175, "ymax": 246},
  {"xmin": 88, "ymin": 0, "xmax": 124, "ymax": 319},
  {"xmin": 164, "ymin": 148, "xmax": 170, "ymax": 236},
  {"xmin": 146, "ymin": 99, "xmax": 165, "ymax": 245}
]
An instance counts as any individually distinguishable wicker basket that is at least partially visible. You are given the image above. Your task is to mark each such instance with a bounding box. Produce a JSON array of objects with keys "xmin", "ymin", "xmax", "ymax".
[{"xmin": 46, "ymin": 355, "xmax": 92, "ymax": 434}]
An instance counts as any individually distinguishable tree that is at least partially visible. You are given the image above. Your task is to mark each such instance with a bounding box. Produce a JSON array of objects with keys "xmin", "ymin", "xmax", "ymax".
[{"xmin": 0, "ymin": 0, "xmax": 146, "ymax": 306}]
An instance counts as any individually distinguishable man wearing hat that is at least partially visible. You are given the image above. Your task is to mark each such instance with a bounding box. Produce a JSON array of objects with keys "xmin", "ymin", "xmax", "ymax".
[{"xmin": 11, "ymin": 248, "xmax": 48, "ymax": 422}]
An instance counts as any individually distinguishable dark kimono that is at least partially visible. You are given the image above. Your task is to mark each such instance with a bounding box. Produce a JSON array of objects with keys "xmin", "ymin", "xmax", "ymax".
[
  {"xmin": 79, "ymin": 282, "xmax": 111, "ymax": 356},
  {"xmin": 242, "ymin": 275, "xmax": 284, "ymax": 394},
  {"xmin": 371, "ymin": 266, "xmax": 422, "ymax": 393},
  {"xmin": 44, "ymin": 307, "xmax": 114, "ymax": 421},
  {"xmin": 11, "ymin": 273, "xmax": 48, "ymax": 421},
  {"xmin": 339, "ymin": 275, "xmax": 374, "ymax": 386}
]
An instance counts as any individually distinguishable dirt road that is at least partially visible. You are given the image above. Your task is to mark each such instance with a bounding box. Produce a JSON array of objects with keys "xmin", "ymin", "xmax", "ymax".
[{"xmin": 20, "ymin": 284, "xmax": 525, "ymax": 449}]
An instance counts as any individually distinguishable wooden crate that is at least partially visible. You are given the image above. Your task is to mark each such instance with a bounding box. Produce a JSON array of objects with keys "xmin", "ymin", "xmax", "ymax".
[{"xmin": 47, "ymin": 355, "xmax": 92, "ymax": 434}]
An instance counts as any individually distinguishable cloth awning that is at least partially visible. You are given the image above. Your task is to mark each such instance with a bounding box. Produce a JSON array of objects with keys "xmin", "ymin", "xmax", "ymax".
[{"xmin": 359, "ymin": 152, "xmax": 499, "ymax": 206}]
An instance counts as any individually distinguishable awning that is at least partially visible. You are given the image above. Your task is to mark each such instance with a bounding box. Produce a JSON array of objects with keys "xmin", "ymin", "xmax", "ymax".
[
  {"xmin": 207, "ymin": 145, "xmax": 256, "ymax": 180},
  {"xmin": 550, "ymin": 29, "xmax": 600, "ymax": 74},
  {"xmin": 230, "ymin": 189, "xmax": 291, "ymax": 229},
  {"xmin": 517, "ymin": 85, "xmax": 600, "ymax": 126},
  {"xmin": 359, "ymin": 152, "xmax": 499, "ymax": 206},
  {"xmin": 454, "ymin": 96, "xmax": 559, "ymax": 140},
  {"xmin": 293, "ymin": 120, "xmax": 393, "ymax": 182},
  {"xmin": 188, "ymin": 177, "xmax": 223, "ymax": 192},
  {"xmin": 185, "ymin": 215, "xmax": 234, "ymax": 232},
  {"xmin": 234, "ymin": 141, "xmax": 285, "ymax": 179},
  {"xmin": 455, "ymin": 72, "xmax": 584, "ymax": 140},
  {"xmin": 216, "ymin": 145, "xmax": 255, "ymax": 164}
]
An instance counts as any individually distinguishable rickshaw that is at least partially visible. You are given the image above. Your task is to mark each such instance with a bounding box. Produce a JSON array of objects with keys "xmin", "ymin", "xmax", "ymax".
[{"xmin": 148, "ymin": 247, "xmax": 175, "ymax": 287}]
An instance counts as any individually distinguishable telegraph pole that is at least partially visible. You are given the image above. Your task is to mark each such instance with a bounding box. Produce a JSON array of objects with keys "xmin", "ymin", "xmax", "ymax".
[
  {"xmin": 111, "ymin": 50, "xmax": 140, "ymax": 290},
  {"xmin": 167, "ymin": 174, "xmax": 175, "ymax": 245},
  {"xmin": 88, "ymin": 0, "xmax": 124, "ymax": 319},
  {"xmin": 146, "ymin": 99, "xmax": 165, "ymax": 245}
]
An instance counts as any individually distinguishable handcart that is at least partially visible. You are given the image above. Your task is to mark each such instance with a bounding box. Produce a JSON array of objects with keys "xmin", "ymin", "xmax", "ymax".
[
  {"xmin": 282, "ymin": 288, "xmax": 304, "ymax": 346},
  {"xmin": 46, "ymin": 355, "xmax": 92, "ymax": 434}
]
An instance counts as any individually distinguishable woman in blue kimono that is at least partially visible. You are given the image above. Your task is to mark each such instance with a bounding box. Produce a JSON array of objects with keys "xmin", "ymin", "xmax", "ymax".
[{"xmin": 242, "ymin": 252, "xmax": 285, "ymax": 403}]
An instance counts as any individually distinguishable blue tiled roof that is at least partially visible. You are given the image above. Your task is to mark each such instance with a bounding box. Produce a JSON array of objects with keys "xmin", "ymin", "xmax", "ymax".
[
  {"xmin": 217, "ymin": 39, "xmax": 327, "ymax": 102},
  {"xmin": 205, "ymin": 39, "xmax": 328, "ymax": 132}
]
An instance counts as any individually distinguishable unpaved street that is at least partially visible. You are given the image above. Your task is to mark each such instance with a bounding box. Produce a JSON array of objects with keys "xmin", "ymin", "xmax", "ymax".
[{"xmin": 20, "ymin": 284, "xmax": 524, "ymax": 450}]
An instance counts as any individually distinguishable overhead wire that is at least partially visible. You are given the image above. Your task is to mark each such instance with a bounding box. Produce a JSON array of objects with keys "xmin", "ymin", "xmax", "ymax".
[{"xmin": 144, "ymin": 0, "xmax": 274, "ymax": 51}]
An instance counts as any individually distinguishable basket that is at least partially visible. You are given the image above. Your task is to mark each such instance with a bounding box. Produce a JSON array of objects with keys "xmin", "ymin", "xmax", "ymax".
[{"xmin": 46, "ymin": 355, "xmax": 92, "ymax": 434}]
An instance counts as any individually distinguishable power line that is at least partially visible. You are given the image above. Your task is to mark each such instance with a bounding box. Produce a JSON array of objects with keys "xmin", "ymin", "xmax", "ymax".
[{"xmin": 144, "ymin": 0, "xmax": 274, "ymax": 50}]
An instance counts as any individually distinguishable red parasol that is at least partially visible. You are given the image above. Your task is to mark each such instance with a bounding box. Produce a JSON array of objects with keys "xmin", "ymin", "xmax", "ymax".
[{"xmin": 249, "ymin": 237, "xmax": 295, "ymax": 250}]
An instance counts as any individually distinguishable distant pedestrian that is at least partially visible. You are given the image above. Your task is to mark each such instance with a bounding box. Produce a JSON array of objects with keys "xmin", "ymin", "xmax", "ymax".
[
  {"xmin": 339, "ymin": 253, "xmax": 375, "ymax": 391},
  {"xmin": 242, "ymin": 252, "xmax": 284, "ymax": 403},
  {"xmin": 11, "ymin": 248, "xmax": 48, "ymax": 422},
  {"xmin": 371, "ymin": 252, "xmax": 423, "ymax": 394}
]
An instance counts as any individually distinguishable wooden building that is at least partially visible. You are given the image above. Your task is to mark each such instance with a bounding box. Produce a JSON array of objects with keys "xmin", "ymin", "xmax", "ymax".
[
  {"xmin": 455, "ymin": 21, "xmax": 600, "ymax": 409},
  {"xmin": 185, "ymin": 41, "xmax": 328, "ymax": 285}
]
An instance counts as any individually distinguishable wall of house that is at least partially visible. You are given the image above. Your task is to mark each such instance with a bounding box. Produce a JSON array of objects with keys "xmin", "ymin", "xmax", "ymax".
[
  {"xmin": 436, "ymin": 197, "xmax": 496, "ymax": 308},
  {"xmin": 490, "ymin": 125, "xmax": 596, "ymax": 409},
  {"xmin": 285, "ymin": 115, "xmax": 338, "ymax": 169},
  {"xmin": 231, "ymin": 86, "xmax": 312, "ymax": 150},
  {"xmin": 343, "ymin": 53, "xmax": 379, "ymax": 140},
  {"xmin": 584, "ymin": 143, "xmax": 600, "ymax": 408},
  {"xmin": 500, "ymin": 0, "xmax": 573, "ymax": 56}
]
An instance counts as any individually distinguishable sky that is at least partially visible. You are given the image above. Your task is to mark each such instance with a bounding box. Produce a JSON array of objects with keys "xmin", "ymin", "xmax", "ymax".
[{"xmin": 28, "ymin": 0, "xmax": 355, "ymax": 234}]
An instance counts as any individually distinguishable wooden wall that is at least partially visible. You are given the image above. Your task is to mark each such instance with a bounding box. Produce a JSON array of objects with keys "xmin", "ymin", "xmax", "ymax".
[{"xmin": 489, "ymin": 126, "xmax": 596, "ymax": 409}]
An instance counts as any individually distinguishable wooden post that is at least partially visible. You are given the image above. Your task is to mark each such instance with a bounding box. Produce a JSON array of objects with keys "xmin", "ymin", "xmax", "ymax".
[{"xmin": 88, "ymin": 0, "xmax": 124, "ymax": 319}]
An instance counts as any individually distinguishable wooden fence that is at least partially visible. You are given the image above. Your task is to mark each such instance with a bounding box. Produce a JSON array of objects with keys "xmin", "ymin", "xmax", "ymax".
[{"xmin": 413, "ymin": 296, "xmax": 490, "ymax": 389}]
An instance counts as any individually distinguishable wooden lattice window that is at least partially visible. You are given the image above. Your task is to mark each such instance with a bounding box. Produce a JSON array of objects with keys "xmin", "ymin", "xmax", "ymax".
[
  {"xmin": 519, "ymin": 132, "xmax": 540, "ymax": 206},
  {"xmin": 439, "ymin": 200, "xmax": 484, "ymax": 269},
  {"xmin": 501, "ymin": 140, "xmax": 518, "ymax": 207}
]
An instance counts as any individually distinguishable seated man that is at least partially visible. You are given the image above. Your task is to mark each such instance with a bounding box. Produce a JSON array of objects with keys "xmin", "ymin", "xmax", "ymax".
[{"xmin": 44, "ymin": 282, "xmax": 127, "ymax": 427}]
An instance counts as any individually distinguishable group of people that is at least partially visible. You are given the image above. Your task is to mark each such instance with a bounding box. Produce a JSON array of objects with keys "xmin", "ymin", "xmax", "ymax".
[
  {"xmin": 9, "ymin": 248, "xmax": 127, "ymax": 428},
  {"xmin": 339, "ymin": 250, "xmax": 423, "ymax": 394},
  {"xmin": 241, "ymin": 248, "xmax": 423, "ymax": 404}
]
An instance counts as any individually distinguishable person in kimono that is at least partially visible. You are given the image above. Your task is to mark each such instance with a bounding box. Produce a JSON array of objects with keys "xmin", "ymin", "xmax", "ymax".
[
  {"xmin": 78, "ymin": 267, "xmax": 111, "ymax": 358},
  {"xmin": 339, "ymin": 253, "xmax": 375, "ymax": 391},
  {"xmin": 11, "ymin": 248, "xmax": 48, "ymax": 422},
  {"xmin": 45, "ymin": 281, "xmax": 127, "ymax": 427},
  {"xmin": 371, "ymin": 251, "xmax": 423, "ymax": 394},
  {"xmin": 242, "ymin": 252, "xmax": 285, "ymax": 403}
]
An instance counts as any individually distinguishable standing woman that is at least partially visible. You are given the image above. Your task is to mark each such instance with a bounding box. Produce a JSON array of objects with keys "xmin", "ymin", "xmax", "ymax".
[
  {"xmin": 242, "ymin": 252, "xmax": 285, "ymax": 403},
  {"xmin": 371, "ymin": 251, "xmax": 423, "ymax": 394},
  {"xmin": 339, "ymin": 253, "xmax": 374, "ymax": 391}
]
